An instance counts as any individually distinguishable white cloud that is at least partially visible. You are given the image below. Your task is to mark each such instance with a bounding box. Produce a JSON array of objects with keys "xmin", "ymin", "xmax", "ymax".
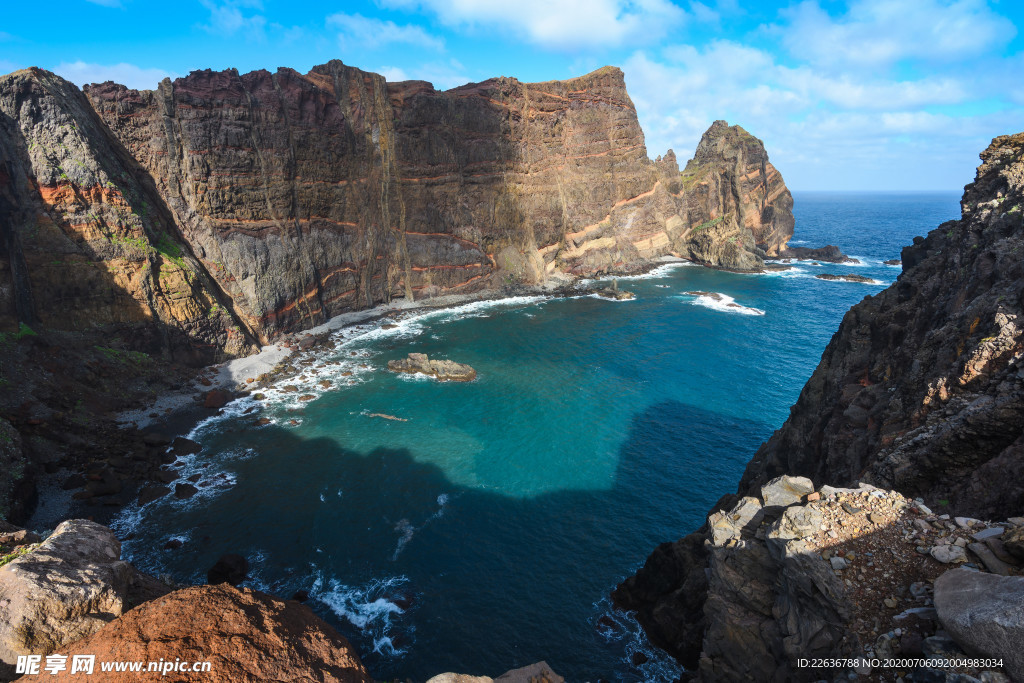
[
  {"xmin": 327, "ymin": 13, "xmax": 444, "ymax": 51},
  {"xmin": 381, "ymin": 0, "xmax": 686, "ymax": 49},
  {"xmin": 775, "ymin": 0, "xmax": 1016, "ymax": 70},
  {"xmin": 52, "ymin": 61, "xmax": 176, "ymax": 90},
  {"xmin": 200, "ymin": 0, "xmax": 267, "ymax": 40},
  {"xmin": 377, "ymin": 60, "xmax": 471, "ymax": 90},
  {"xmin": 621, "ymin": 33, "xmax": 1022, "ymax": 190}
]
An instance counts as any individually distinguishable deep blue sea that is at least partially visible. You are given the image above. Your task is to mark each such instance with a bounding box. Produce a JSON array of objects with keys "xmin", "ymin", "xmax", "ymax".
[{"xmin": 112, "ymin": 192, "xmax": 961, "ymax": 681}]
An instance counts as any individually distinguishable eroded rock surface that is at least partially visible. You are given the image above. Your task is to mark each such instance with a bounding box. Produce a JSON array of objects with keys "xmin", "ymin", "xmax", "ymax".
[
  {"xmin": 0, "ymin": 520, "xmax": 166, "ymax": 675},
  {"xmin": 388, "ymin": 352, "xmax": 476, "ymax": 381},
  {"xmin": 46, "ymin": 584, "xmax": 372, "ymax": 683},
  {"xmin": 616, "ymin": 131, "xmax": 1024, "ymax": 680}
]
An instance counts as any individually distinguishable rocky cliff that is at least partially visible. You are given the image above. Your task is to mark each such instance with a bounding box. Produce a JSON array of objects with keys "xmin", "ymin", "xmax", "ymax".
[
  {"xmin": 0, "ymin": 68, "xmax": 256, "ymax": 365},
  {"xmin": 613, "ymin": 132, "xmax": 1024, "ymax": 679},
  {"xmin": 3, "ymin": 62, "xmax": 794, "ymax": 350}
]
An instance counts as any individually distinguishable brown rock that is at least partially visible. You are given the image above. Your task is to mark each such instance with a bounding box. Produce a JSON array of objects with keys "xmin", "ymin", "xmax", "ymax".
[
  {"xmin": 387, "ymin": 353, "xmax": 476, "ymax": 382},
  {"xmin": 48, "ymin": 584, "xmax": 372, "ymax": 683},
  {"xmin": 204, "ymin": 390, "xmax": 229, "ymax": 409}
]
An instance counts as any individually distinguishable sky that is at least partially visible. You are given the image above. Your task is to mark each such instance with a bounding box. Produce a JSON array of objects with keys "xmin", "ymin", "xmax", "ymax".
[{"xmin": 2, "ymin": 0, "xmax": 1023, "ymax": 190}]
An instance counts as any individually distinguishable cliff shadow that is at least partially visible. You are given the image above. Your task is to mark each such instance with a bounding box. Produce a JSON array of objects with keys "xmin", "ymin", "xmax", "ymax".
[{"xmin": 88, "ymin": 398, "xmax": 772, "ymax": 681}]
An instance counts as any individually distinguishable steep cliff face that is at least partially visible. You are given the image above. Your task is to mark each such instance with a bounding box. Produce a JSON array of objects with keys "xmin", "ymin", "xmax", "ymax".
[
  {"xmin": 4, "ymin": 62, "xmax": 795, "ymax": 348},
  {"xmin": 740, "ymin": 132, "xmax": 1024, "ymax": 520},
  {"xmin": 0, "ymin": 68, "xmax": 255, "ymax": 364},
  {"xmin": 614, "ymin": 132, "xmax": 1024, "ymax": 678},
  {"xmin": 77, "ymin": 63, "xmax": 793, "ymax": 341},
  {"xmin": 679, "ymin": 120, "xmax": 794, "ymax": 266}
]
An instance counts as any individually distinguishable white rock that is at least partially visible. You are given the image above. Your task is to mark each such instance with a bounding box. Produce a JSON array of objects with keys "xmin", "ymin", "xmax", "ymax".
[{"xmin": 931, "ymin": 544, "xmax": 967, "ymax": 564}]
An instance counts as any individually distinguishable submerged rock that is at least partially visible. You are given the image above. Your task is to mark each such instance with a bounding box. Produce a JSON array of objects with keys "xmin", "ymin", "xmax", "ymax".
[
  {"xmin": 388, "ymin": 353, "xmax": 477, "ymax": 382},
  {"xmin": 814, "ymin": 273, "xmax": 877, "ymax": 283},
  {"xmin": 207, "ymin": 554, "xmax": 249, "ymax": 586}
]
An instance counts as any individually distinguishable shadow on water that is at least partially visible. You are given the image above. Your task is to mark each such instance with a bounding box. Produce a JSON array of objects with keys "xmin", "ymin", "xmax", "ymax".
[{"xmin": 122, "ymin": 397, "xmax": 773, "ymax": 681}]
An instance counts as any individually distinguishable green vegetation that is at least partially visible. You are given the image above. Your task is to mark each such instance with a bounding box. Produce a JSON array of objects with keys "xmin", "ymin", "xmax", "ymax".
[
  {"xmin": 95, "ymin": 346, "xmax": 151, "ymax": 365},
  {"xmin": 0, "ymin": 544, "xmax": 37, "ymax": 568},
  {"xmin": 691, "ymin": 216, "xmax": 725, "ymax": 233}
]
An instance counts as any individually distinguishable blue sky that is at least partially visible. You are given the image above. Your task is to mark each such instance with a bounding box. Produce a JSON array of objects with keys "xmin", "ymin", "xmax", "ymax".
[{"xmin": 2, "ymin": 0, "xmax": 1023, "ymax": 190}]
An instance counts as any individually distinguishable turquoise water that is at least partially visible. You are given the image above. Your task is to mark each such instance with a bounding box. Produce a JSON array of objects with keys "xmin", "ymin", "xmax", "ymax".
[{"xmin": 114, "ymin": 192, "xmax": 961, "ymax": 681}]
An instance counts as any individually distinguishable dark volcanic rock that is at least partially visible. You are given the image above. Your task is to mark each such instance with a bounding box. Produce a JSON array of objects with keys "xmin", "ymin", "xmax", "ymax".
[
  {"xmin": 171, "ymin": 436, "xmax": 202, "ymax": 455},
  {"xmin": 136, "ymin": 483, "xmax": 170, "ymax": 505},
  {"xmin": 779, "ymin": 245, "xmax": 856, "ymax": 263},
  {"xmin": 208, "ymin": 553, "xmax": 248, "ymax": 586},
  {"xmin": 173, "ymin": 482, "xmax": 198, "ymax": 499},
  {"xmin": 616, "ymin": 131, "xmax": 1024, "ymax": 676},
  {"xmin": 815, "ymin": 273, "xmax": 877, "ymax": 283},
  {"xmin": 934, "ymin": 568, "xmax": 1024, "ymax": 680}
]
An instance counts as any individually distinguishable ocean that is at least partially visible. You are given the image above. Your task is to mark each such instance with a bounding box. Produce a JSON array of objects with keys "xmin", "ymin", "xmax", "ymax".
[{"xmin": 111, "ymin": 191, "xmax": 961, "ymax": 681}]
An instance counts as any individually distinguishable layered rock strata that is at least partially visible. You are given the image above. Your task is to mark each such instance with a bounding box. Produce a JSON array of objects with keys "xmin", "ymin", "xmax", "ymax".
[
  {"xmin": 3, "ymin": 62, "xmax": 794, "ymax": 351},
  {"xmin": 0, "ymin": 69, "xmax": 256, "ymax": 365},
  {"xmin": 615, "ymin": 132, "xmax": 1024, "ymax": 678}
]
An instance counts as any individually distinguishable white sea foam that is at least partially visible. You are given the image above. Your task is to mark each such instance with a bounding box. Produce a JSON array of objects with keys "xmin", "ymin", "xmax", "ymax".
[
  {"xmin": 312, "ymin": 574, "xmax": 411, "ymax": 655},
  {"xmin": 587, "ymin": 293, "xmax": 635, "ymax": 302},
  {"xmin": 679, "ymin": 292, "xmax": 765, "ymax": 316},
  {"xmin": 593, "ymin": 597, "xmax": 684, "ymax": 682}
]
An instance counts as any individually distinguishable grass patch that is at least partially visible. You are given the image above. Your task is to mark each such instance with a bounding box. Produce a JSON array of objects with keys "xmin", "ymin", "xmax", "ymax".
[
  {"xmin": 0, "ymin": 544, "xmax": 37, "ymax": 568},
  {"xmin": 691, "ymin": 216, "xmax": 725, "ymax": 233},
  {"xmin": 95, "ymin": 346, "xmax": 151, "ymax": 365}
]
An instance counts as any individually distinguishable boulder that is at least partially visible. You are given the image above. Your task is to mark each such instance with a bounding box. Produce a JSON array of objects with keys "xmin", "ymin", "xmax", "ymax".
[
  {"xmin": 1003, "ymin": 527, "xmax": 1024, "ymax": 561},
  {"xmin": 47, "ymin": 584, "xmax": 372, "ymax": 682},
  {"xmin": 136, "ymin": 484, "xmax": 170, "ymax": 506},
  {"xmin": 174, "ymin": 483, "xmax": 199, "ymax": 499},
  {"xmin": 930, "ymin": 545, "xmax": 967, "ymax": 564},
  {"xmin": 494, "ymin": 662, "xmax": 564, "ymax": 683},
  {"xmin": 204, "ymin": 389, "xmax": 230, "ymax": 409},
  {"xmin": 171, "ymin": 436, "xmax": 202, "ymax": 456},
  {"xmin": 208, "ymin": 554, "xmax": 248, "ymax": 586},
  {"xmin": 760, "ymin": 475, "xmax": 815, "ymax": 508},
  {"xmin": 0, "ymin": 520, "xmax": 162, "ymax": 671},
  {"xmin": 387, "ymin": 353, "xmax": 477, "ymax": 382},
  {"xmin": 934, "ymin": 568, "xmax": 1024, "ymax": 680}
]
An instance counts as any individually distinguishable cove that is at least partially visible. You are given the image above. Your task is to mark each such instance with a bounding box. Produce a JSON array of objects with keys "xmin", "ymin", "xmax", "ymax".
[{"xmin": 112, "ymin": 192, "xmax": 961, "ymax": 681}]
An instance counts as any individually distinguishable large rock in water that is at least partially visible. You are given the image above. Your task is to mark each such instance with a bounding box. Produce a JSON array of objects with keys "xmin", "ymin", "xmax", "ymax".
[
  {"xmin": 934, "ymin": 568, "xmax": 1024, "ymax": 680},
  {"xmin": 388, "ymin": 353, "xmax": 477, "ymax": 381},
  {"xmin": 46, "ymin": 584, "xmax": 373, "ymax": 683},
  {"xmin": 0, "ymin": 520, "xmax": 166, "ymax": 673}
]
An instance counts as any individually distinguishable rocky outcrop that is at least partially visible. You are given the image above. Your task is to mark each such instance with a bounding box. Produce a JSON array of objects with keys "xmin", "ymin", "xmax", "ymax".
[
  {"xmin": 427, "ymin": 661, "xmax": 564, "ymax": 683},
  {"xmin": 778, "ymin": 245, "xmax": 855, "ymax": 263},
  {"xmin": 46, "ymin": 583, "xmax": 373, "ymax": 682},
  {"xmin": 678, "ymin": 121, "xmax": 794, "ymax": 267},
  {"xmin": 616, "ymin": 132, "xmax": 1024, "ymax": 678},
  {"xmin": 1, "ymin": 63, "xmax": 796, "ymax": 350},
  {"xmin": 0, "ymin": 520, "xmax": 166, "ymax": 677},
  {"xmin": 0, "ymin": 68, "xmax": 257, "ymax": 365},
  {"xmin": 814, "ymin": 273, "xmax": 877, "ymax": 284},
  {"xmin": 739, "ymin": 132, "xmax": 1024, "ymax": 520},
  {"xmin": 387, "ymin": 352, "xmax": 476, "ymax": 381},
  {"xmin": 935, "ymin": 568, "xmax": 1024, "ymax": 679}
]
